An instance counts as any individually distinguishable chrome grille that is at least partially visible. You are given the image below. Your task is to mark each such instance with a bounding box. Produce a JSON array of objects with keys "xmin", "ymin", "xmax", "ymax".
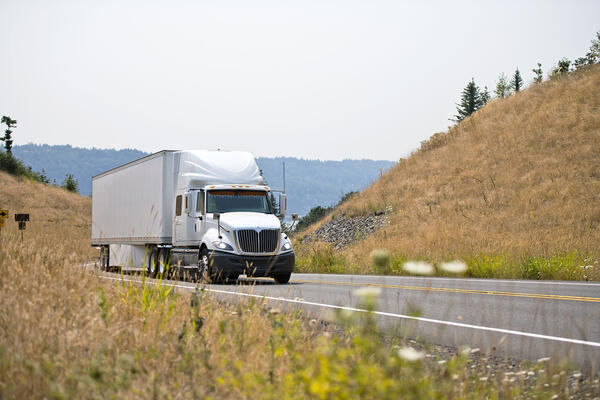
[{"xmin": 236, "ymin": 229, "xmax": 279, "ymax": 253}]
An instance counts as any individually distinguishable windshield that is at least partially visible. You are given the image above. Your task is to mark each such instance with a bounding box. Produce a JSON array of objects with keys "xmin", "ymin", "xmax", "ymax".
[{"xmin": 207, "ymin": 190, "xmax": 273, "ymax": 214}]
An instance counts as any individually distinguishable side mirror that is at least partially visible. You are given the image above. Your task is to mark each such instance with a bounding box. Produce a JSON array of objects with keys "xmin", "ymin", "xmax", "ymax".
[
  {"xmin": 291, "ymin": 213, "xmax": 298, "ymax": 221},
  {"xmin": 278, "ymin": 193, "xmax": 287, "ymax": 218}
]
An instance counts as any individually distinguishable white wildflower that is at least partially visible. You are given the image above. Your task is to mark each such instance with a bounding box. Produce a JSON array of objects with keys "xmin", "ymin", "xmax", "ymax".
[
  {"xmin": 537, "ymin": 357, "xmax": 551, "ymax": 363},
  {"xmin": 439, "ymin": 260, "xmax": 468, "ymax": 274},
  {"xmin": 397, "ymin": 346, "xmax": 425, "ymax": 362},
  {"xmin": 268, "ymin": 308, "xmax": 280, "ymax": 315},
  {"xmin": 479, "ymin": 377, "xmax": 488, "ymax": 382},
  {"xmin": 403, "ymin": 261, "xmax": 435, "ymax": 275},
  {"xmin": 353, "ymin": 287, "xmax": 382, "ymax": 298}
]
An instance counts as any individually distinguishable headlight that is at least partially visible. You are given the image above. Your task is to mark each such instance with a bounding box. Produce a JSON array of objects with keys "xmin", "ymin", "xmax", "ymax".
[
  {"xmin": 281, "ymin": 242, "xmax": 292, "ymax": 251},
  {"xmin": 212, "ymin": 241, "xmax": 233, "ymax": 251}
]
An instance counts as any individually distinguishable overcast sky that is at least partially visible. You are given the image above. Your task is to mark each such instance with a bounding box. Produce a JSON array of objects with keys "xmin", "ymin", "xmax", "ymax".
[{"xmin": 1, "ymin": 1, "xmax": 598, "ymax": 161}]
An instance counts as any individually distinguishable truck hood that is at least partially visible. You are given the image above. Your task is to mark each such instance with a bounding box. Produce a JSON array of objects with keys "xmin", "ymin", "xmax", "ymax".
[{"xmin": 218, "ymin": 212, "xmax": 281, "ymax": 231}]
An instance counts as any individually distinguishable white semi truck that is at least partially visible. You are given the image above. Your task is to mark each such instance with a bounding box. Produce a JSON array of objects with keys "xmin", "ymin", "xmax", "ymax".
[{"xmin": 91, "ymin": 150, "xmax": 295, "ymax": 283}]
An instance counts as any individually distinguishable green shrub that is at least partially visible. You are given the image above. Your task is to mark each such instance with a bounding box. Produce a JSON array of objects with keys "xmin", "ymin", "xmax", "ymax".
[
  {"xmin": 521, "ymin": 252, "xmax": 585, "ymax": 280},
  {"xmin": 61, "ymin": 173, "xmax": 79, "ymax": 193},
  {"xmin": 0, "ymin": 151, "xmax": 50, "ymax": 184}
]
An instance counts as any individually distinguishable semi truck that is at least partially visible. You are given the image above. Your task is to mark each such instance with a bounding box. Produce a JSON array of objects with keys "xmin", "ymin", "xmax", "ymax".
[{"xmin": 91, "ymin": 150, "xmax": 295, "ymax": 283}]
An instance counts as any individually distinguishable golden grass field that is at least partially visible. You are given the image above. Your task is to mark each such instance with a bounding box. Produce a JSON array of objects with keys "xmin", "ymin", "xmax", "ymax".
[
  {"xmin": 2, "ymin": 171, "xmax": 598, "ymax": 398},
  {"xmin": 296, "ymin": 65, "xmax": 600, "ymax": 280}
]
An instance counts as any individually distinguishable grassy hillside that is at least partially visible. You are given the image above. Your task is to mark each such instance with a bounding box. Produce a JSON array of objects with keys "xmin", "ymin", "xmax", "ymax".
[
  {"xmin": 297, "ymin": 65, "xmax": 600, "ymax": 280},
  {"xmin": 0, "ymin": 171, "xmax": 94, "ymax": 258}
]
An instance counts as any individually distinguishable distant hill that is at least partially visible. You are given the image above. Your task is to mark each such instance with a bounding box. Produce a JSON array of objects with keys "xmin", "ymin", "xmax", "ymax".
[{"xmin": 12, "ymin": 144, "xmax": 394, "ymax": 216}]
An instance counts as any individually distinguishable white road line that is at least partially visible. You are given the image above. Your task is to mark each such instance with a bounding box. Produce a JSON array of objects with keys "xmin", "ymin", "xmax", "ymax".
[{"xmin": 100, "ymin": 275, "xmax": 600, "ymax": 349}]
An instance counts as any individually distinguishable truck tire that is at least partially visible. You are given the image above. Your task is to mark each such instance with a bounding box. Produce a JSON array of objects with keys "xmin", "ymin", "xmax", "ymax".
[
  {"xmin": 199, "ymin": 248, "xmax": 226, "ymax": 284},
  {"xmin": 157, "ymin": 248, "xmax": 170, "ymax": 279},
  {"xmin": 199, "ymin": 248, "xmax": 213, "ymax": 284},
  {"xmin": 273, "ymin": 273, "xmax": 291, "ymax": 284},
  {"xmin": 100, "ymin": 246, "xmax": 110, "ymax": 272},
  {"xmin": 148, "ymin": 247, "xmax": 158, "ymax": 278}
]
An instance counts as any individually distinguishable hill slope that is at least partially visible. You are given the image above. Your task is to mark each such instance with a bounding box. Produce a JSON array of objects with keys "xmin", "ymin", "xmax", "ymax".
[
  {"xmin": 300, "ymin": 65, "xmax": 600, "ymax": 277},
  {"xmin": 12, "ymin": 144, "xmax": 394, "ymax": 216},
  {"xmin": 0, "ymin": 171, "xmax": 93, "ymax": 258}
]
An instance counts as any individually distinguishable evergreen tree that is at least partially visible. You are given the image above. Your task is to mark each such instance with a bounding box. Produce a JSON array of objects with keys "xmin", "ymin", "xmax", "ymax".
[
  {"xmin": 511, "ymin": 68, "xmax": 523, "ymax": 92},
  {"xmin": 532, "ymin": 63, "xmax": 543, "ymax": 84},
  {"xmin": 550, "ymin": 58, "xmax": 571, "ymax": 78},
  {"xmin": 62, "ymin": 174, "xmax": 79, "ymax": 193},
  {"xmin": 480, "ymin": 86, "xmax": 490, "ymax": 105},
  {"xmin": 494, "ymin": 73, "xmax": 511, "ymax": 99},
  {"xmin": 452, "ymin": 78, "xmax": 483, "ymax": 122},
  {"xmin": 590, "ymin": 31, "xmax": 600, "ymax": 62},
  {"xmin": 1, "ymin": 116, "xmax": 17, "ymax": 155}
]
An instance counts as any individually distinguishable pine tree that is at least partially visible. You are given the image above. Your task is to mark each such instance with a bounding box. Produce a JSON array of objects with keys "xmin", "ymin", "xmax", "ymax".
[
  {"xmin": 62, "ymin": 174, "xmax": 79, "ymax": 193},
  {"xmin": 0, "ymin": 116, "xmax": 17, "ymax": 155},
  {"xmin": 453, "ymin": 79, "xmax": 483, "ymax": 122},
  {"xmin": 495, "ymin": 73, "xmax": 511, "ymax": 99},
  {"xmin": 532, "ymin": 63, "xmax": 543, "ymax": 84},
  {"xmin": 511, "ymin": 68, "xmax": 523, "ymax": 92},
  {"xmin": 480, "ymin": 86, "xmax": 490, "ymax": 105},
  {"xmin": 550, "ymin": 58, "xmax": 571, "ymax": 78},
  {"xmin": 590, "ymin": 31, "xmax": 600, "ymax": 62}
]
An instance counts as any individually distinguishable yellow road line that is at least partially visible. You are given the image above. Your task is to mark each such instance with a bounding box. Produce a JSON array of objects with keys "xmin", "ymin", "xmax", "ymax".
[{"xmin": 290, "ymin": 279, "xmax": 600, "ymax": 303}]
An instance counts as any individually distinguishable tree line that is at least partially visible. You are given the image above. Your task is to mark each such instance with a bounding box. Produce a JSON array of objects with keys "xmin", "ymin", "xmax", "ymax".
[
  {"xmin": 453, "ymin": 31, "xmax": 600, "ymax": 122},
  {"xmin": 0, "ymin": 117, "xmax": 79, "ymax": 193}
]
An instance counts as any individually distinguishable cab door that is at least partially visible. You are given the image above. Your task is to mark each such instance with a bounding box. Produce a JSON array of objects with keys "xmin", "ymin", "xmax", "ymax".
[
  {"xmin": 194, "ymin": 190, "xmax": 206, "ymax": 239},
  {"xmin": 174, "ymin": 190, "xmax": 204, "ymax": 245}
]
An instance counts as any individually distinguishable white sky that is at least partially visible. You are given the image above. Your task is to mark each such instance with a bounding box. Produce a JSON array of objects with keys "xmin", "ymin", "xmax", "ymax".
[{"xmin": 1, "ymin": 1, "xmax": 598, "ymax": 161}]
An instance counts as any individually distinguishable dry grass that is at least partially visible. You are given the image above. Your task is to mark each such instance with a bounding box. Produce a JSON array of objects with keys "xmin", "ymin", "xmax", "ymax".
[
  {"xmin": 297, "ymin": 65, "xmax": 600, "ymax": 276},
  {"xmin": 2, "ymin": 171, "xmax": 597, "ymax": 398},
  {"xmin": 0, "ymin": 171, "xmax": 94, "ymax": 259}
]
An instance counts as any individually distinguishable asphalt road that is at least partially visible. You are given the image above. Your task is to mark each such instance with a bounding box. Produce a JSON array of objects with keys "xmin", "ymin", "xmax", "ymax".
[{"xmin": 96, "ymin": 269, "xmax": 600, "ymax": 371}]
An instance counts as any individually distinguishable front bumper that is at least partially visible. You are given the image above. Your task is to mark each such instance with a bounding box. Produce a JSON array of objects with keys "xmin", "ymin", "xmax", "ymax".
[{"xmin": 210, "ymin": 250, "xmax": 295, "ymax": 277}]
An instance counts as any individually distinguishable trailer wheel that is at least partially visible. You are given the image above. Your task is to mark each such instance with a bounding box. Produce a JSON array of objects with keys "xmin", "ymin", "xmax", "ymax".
[
  {"xmin": 100, "ymin": 246, "xmax": 110, "ymax": 272},
  {"xmin": 273, "ymin": 273, "xmax": 291, "ymax": 284},
  {"xmin": 157, "ymin": 248, "xmax": 170, "ymax": 279},
  {"xmin": 148, "ymin": 247, "xmax": 158, "ymax": 278}
]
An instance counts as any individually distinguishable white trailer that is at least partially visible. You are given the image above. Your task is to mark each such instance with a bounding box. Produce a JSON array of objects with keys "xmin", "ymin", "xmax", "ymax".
[{"xmin": 92, "ymin": 150, "xmax": 295, "ymax": 283}]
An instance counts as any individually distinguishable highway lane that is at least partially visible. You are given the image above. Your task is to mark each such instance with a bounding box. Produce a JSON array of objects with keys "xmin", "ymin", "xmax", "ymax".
[{"xmin": 94, "ymin": 268, "xmax": 600, "ymax": 371}]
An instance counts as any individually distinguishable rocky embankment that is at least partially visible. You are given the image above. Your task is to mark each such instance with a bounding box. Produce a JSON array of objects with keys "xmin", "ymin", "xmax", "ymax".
[{"xmin": 300, "ymin": 208, "xmax": 390, "ymax": 250}]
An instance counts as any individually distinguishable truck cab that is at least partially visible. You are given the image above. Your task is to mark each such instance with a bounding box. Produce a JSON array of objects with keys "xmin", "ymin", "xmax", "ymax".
[{"xmin": 173, "ymin": 184, "xmax": 294, "ymax": 283}]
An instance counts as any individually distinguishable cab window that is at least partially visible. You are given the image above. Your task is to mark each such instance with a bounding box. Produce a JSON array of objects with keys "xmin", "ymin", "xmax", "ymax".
[
  {"xmin": 196, "ymin": 190, "xmax": 205, "ymax": 214},
  {"xmin": 175, "ymin": 195, "xmax": 182, "ymax": 216}
]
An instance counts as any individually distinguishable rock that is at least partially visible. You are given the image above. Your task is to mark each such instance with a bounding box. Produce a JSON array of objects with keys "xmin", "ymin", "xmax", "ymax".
[{"xmin": 301, "ymin": 211, "xmax": 390, "ymax": 250}]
